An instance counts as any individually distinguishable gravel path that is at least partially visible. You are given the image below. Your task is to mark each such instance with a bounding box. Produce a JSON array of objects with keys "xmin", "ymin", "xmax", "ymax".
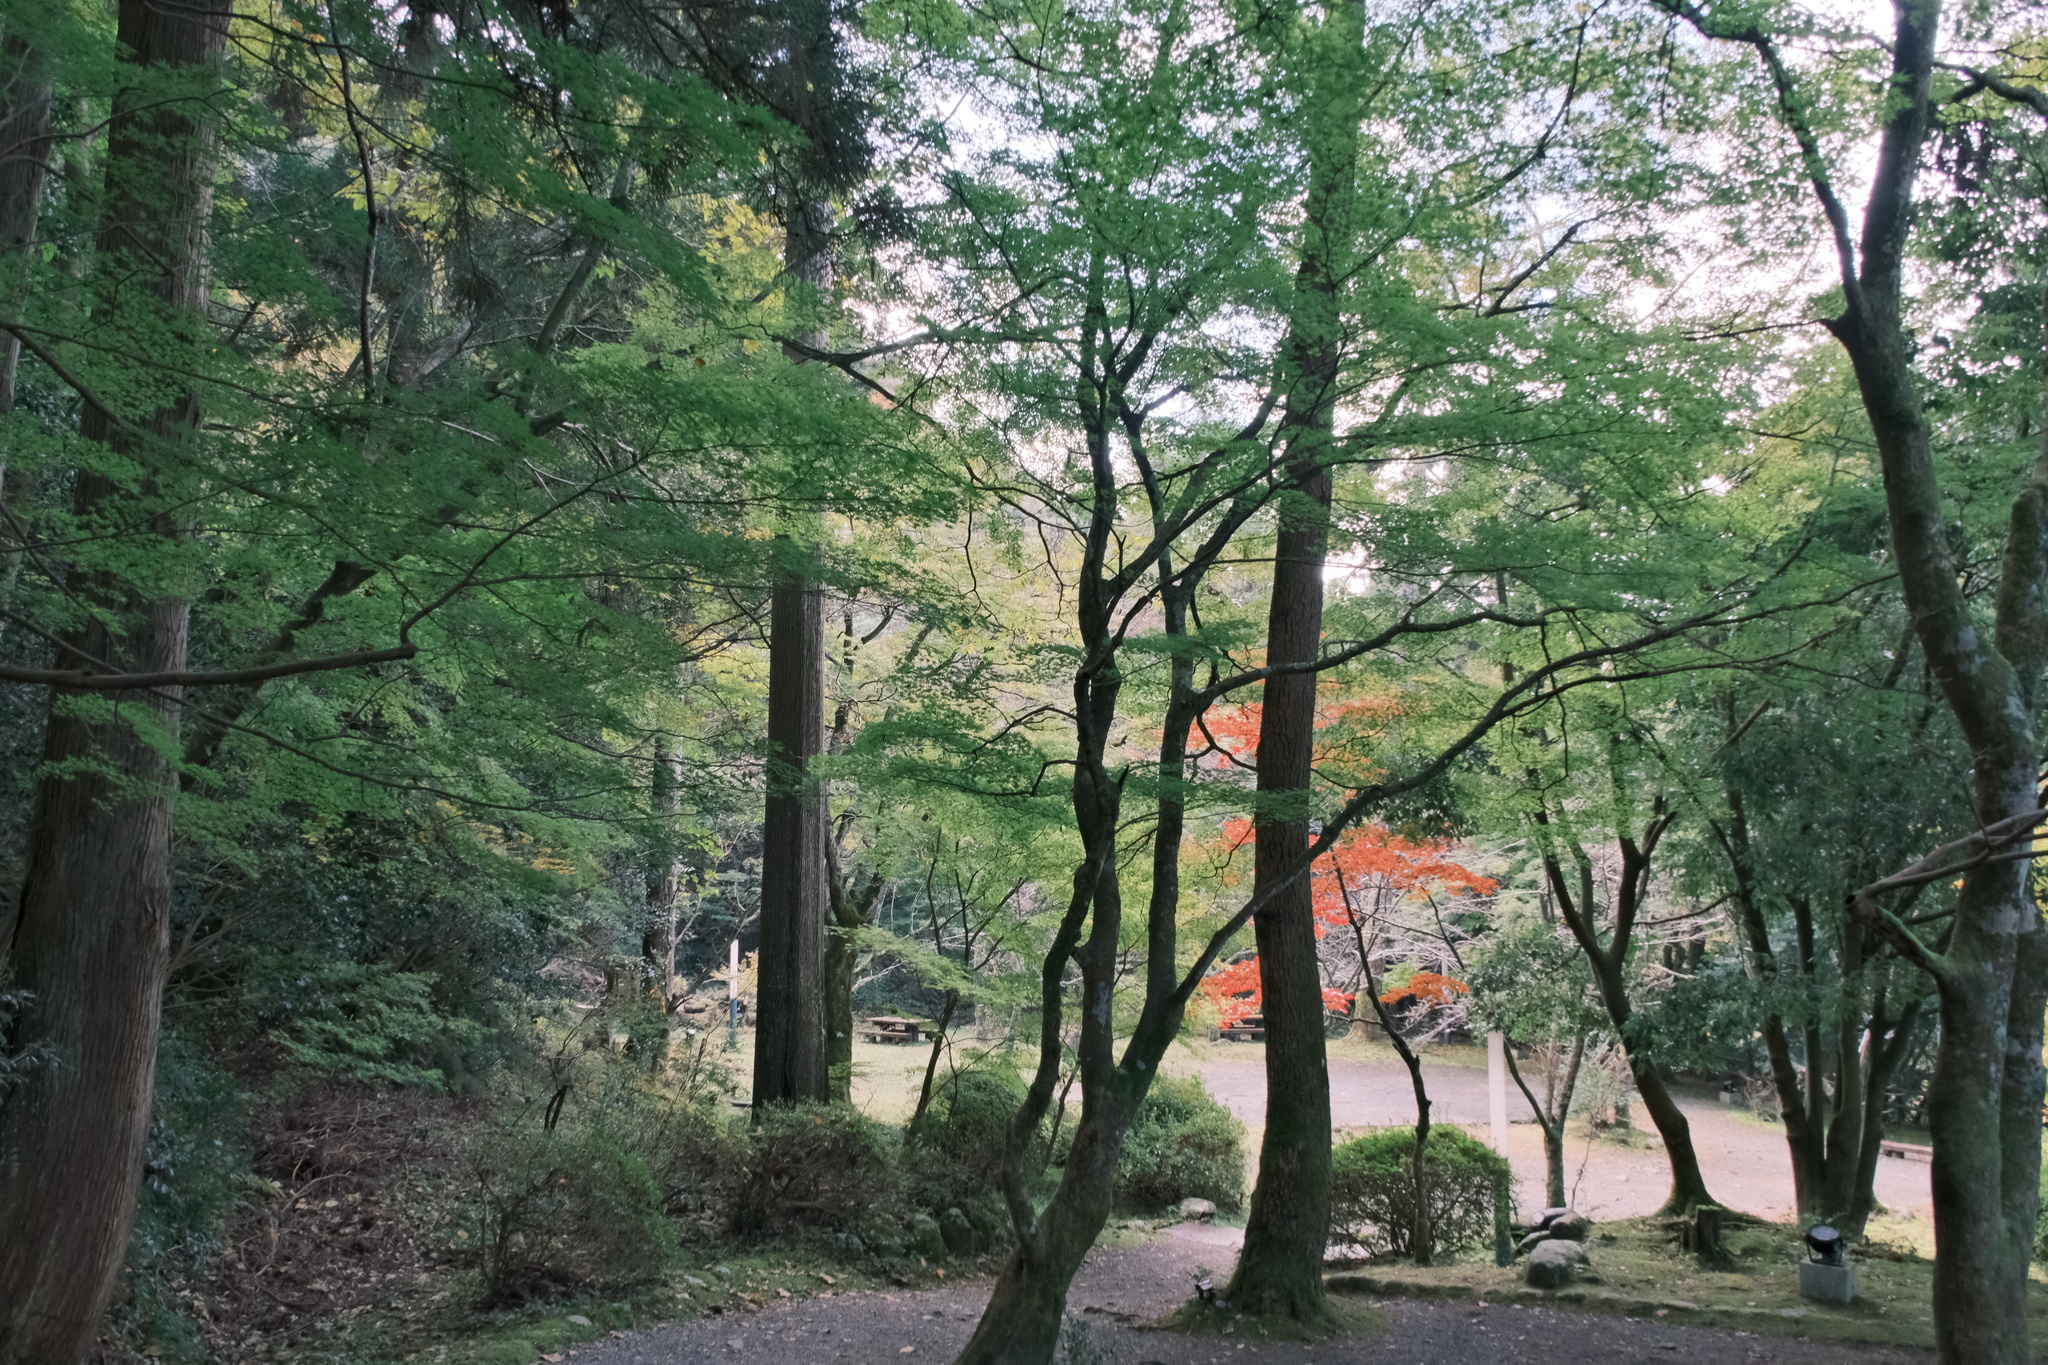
[
  {"xmin": 1171, "ymin": 1048, "xmax": 1933, "ymax": 1224},
  {"xmin": 568, "ymin": 1224, "xmax": 1929, "ymax": 1365}
]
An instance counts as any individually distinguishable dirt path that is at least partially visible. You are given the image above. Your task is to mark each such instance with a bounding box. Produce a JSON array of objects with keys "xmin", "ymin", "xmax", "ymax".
[
  {"xmin": 1168, "ymin": 1044, "xmax": 1933, "ymax": 1225},
  {"xmin": 569, "ymin": 1224, "xmax": 1930, "ymax": 1365}
]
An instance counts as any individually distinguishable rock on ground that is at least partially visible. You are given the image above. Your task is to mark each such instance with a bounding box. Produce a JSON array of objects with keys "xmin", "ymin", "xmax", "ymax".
[{"xmin": 1526, "ymin": 1238, "xmax": 1590, "ymax": 1289}]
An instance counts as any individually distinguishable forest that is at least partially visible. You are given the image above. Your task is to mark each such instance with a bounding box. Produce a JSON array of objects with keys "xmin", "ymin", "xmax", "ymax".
[{"xmin": 0, "ymin": 0, "xmax": 2044, "ymax": 1362}]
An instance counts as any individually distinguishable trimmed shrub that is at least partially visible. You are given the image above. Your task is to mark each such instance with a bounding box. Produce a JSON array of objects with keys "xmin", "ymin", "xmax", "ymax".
[
  {"xmin": 1330, "ymin": 1124, "xmax": 1511, "ymax": 1262},
  {"xmin": 1114, "ymin": 1074, "xmax": 1245, "ymax": 1212},
  {"xmin": 907, "ymin": 1058, "xmax": 1031, "ymax": 1207},
  {"xmin": 731, "ymin": 1101, "xmax": 899, "ymax": 1237},
  {"xmin": 471, "ymin": 1121, "xmax": 678, "ymax": 1304}
]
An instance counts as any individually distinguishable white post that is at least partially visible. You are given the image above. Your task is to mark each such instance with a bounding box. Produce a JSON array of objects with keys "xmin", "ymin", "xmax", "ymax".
[
  {"xmin": 727, "ymin": 939, "xmax": 740, "ymax": 1051},
  {"xmin": 1488, "ymin": 1030, "xmax": 1509, "ymax": 1153}
]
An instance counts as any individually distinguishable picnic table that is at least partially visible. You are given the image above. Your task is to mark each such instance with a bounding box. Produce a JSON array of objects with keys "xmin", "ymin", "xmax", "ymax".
[
  {"xmin": 1220, "ymin": 1013, "xmax": 1265, "ymax": 1042},
  {"xmin": 859, "ymin": 1016, "xmax": 933, "ymax": 1044}
]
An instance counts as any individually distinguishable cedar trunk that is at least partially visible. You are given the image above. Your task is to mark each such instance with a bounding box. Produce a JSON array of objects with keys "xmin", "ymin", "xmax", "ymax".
[
  {"xmin": 753, "ymin": 566, "xmax": 829, "ymax": 1105},
  {"xmin": 0, "ymin": 32, "xmax": 51, "ymax": 419},
  {"xmin": 752, "ymin": 191, "xmax": 834, "ymax": 1107},
  {"xmin": 0, "ymin": 1, "xmax": 226, "ymax": 1358}
]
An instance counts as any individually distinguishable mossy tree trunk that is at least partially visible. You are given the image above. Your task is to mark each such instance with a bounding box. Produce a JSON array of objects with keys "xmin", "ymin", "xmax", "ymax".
[
  {"xmin": 0, "ymin": 1, "xmax": 227, "ymax": 1356},
  {"xmin": 1654, "ymin": 4, "xmax": 2048, "ymax": 1357}
]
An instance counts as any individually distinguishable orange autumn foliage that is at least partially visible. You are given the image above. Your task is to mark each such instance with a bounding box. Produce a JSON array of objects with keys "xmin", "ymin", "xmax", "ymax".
[
  {"xmin": 1196, "ymin": 818, "xmax": 1491, "ymax": 1028},
  {"xmin": 1378, "ymin": 970, "xmax": 1470, "ymax": 1009},
  {"xmin": 1191, "ymin": 698, "xmax": 1491, "ymax": 1029}
]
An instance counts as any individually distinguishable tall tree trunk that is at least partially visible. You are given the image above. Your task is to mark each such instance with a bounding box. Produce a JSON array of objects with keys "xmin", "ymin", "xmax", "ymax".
[
  {"xmin": 1658, "ymin": 2, "xmax": 2046, "ymax": 1354},
  {"xmin": 0, "ymin": 1, "xmax": 226, "ymax": 1358},
  {"xmin": 1822, "ymin": 15, "xmax": 2046, "ymax": 1358},
  {"xmin": 822, "ymin": 830, "xmax": 881, "ymax": 1103},
  {"xmin": 752, "ymin": 179, "xmax": 834, "ymax": 1106},
  {"xmin": 753, "ymin": 555, "xmax": 829, "ymax": 1105},
  {"xmin": 0, "ymin": 31, "xmax": 52, "ymax": 420},
  {"xmin": 1229, "ymin": 476, "xmax": 1334, "ymax": 1311},
  {"xmin": 1224, "ymin": 2, "xmax": 1361, "ymax": 1320},
  {"xmin": 0, "ymin": 33, "xmax": 55, "ymax": 641}
]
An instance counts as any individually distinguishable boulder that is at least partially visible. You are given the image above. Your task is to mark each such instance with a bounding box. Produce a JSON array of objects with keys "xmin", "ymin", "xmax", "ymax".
[
  {"xmin": 1177, "ymin": 1197, "xmax": 1218, "ymax": 1222},
  {"xmin": 1545, "ymin": 1210, "xmax": 1593, "ymax": 1242},
  {"xmin": 940, "ymin": 1207, "xmax": 979, "ymax": 1256},
  {"xmin": 1525, "ymin": 1238, "xmax": 1589, "ymax": 1289},
  {"xmin": 1532, "ymin": 1206, "xmax": 1571, "ymax": 1230}
]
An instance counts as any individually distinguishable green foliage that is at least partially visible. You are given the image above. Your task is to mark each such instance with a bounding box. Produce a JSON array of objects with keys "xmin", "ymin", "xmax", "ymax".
[
  {"xmin": 115, "ymin": 1037, "xmax": 253, "ymax": 1363},
  {"xmin": 731, "ymin": 1102, "xmax": 900, "ymax": 1239},
  {"xmin": 1111, "ymin": 1075, "xmax": 1246, "ymax": 1213},
  {"xmin": 244, "ymin": 956, "xmax": 483, "ymax": 1088},
  {"xmin": 0, "ymin": 990, "xmax": 49, "ymax": 1095},
  {"xmin": 1330, "ymin": 1125, "xmax": 1512, "ymax": 1263},
  {"xmin": 470, "ymin": 1118, "xmax": 680, "ymax": 1305},
  {"xmin": 2038, "ymin": 1152, "xmax": 2048, "ymax": 1267},
  {"xmin": 906, "ymin": 1056, "xmax": 1032, "ymax": 1209}
]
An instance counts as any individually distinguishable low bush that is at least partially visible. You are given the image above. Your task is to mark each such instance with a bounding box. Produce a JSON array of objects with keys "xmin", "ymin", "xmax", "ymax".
[
  {"xmin": 1330, "ymin": 1124, "xmax": 1510, "ymax": 1262},
  {"xmin": 730, "ymin": 1101, "xmax": 899, "ymax": 1237},
  {"xmin": 907, "ymin": 1057, "xmax": 1030, "ymax": 1206},
  {"xmin": 469, "ymin": 1117, "xmax": 678, "ymax": 1304},
  {"xmin": 1113, "ymin": 1074, "xmax": 1245, "ymax": 1212}
]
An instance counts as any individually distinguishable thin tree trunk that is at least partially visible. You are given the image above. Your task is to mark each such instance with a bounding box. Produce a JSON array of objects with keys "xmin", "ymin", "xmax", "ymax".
[
  {"xmin": 641, "ymin": 737, "xmax": 682, "ymax": 1006},
  {"xmin": 910, "ymin": 989, "xmax": 959, "ymax": 1130},
  {"xmin": 0, "ymin": 1, "xmax": 227, "ymax": 1357},
  {"xmin": 1505, "ymin": 1037, "xmax": 1582, "ymax": 1209},
  {"xmin": 1845, "ymin": 987, "xmax": 1923, "ymax": 1234},
  {"xmin": 1539, "ymin": 814, "xmax": 1716, "ymax": 1214}
]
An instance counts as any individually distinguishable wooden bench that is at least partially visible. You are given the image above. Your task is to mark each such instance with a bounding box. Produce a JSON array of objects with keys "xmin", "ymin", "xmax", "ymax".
[{"xmin": 858, "ymin": 1016, "xmax": 931, "ymax": 1044}]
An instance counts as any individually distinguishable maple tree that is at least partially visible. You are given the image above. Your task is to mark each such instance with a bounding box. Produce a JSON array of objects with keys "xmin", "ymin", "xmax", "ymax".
[{"xmin": 1195, "ymin": 702, "xmax": 1496, "ymax": 1031}]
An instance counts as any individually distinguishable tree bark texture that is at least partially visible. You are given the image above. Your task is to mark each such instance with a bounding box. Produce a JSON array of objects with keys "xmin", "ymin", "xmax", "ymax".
[
  {"xmin": 0, "ymin": 1, "xmax": 226, "ymax": 1358},
  {"xmin": 1810, "ymin": 7, "xmax": 2047, "ymax": 1357},
  {"xmin": 752, "ymin": 566, "xmax": 829, "ymax": 1105},
  {"xmin": 1225, "ymin": 3, "xmax": 1359, "ymax": 1318},
  {"xmin": 1229, "ymin": 468, "xmax": 1335, "ymax": 1314}
]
